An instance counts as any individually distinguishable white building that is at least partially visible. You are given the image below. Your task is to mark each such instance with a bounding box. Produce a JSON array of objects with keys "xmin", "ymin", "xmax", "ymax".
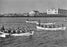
[
  {"xmin": 29, "ymin": 11, "xmax": 35, "ymax": 16},
  {"xmin": 29, "ymin": 10, "xmax": 40, "ymax": 16},
  {"xmin": 47, "ymin": 8, "xmax": 58, "ymax": 14}
]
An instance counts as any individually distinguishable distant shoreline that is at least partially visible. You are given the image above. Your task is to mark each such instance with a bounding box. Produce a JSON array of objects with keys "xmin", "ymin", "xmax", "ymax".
[{"xmin": 0, "ymin": 14, "xmax": 67, "ymax": 17}]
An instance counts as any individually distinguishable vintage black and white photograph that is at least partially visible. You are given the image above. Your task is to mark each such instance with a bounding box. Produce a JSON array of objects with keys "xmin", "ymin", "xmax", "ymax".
[{"xmin": 0, "ymin": 0, "xmax": 67, "ymax": 47}]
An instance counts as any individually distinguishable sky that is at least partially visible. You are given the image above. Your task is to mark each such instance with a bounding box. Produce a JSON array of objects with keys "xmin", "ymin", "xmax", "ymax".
[{"xmin": 0, "ymin": 0, "xmax": 67, "ymax": 14}]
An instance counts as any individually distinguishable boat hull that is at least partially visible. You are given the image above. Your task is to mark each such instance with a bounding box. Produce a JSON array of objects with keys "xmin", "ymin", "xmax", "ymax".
[{"xmin": 11, "ymin": 31, "xmax": 34, "ymax": 36}]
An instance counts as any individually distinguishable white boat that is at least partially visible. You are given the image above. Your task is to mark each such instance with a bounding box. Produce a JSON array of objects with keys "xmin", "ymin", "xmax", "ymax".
[
  {"xmin": 26, "ymin": 19, "xmax": 56, "ymax": 25},
  {"xmin": 0, "ymin": 31, "xmax": 9, "ymax": 38},
  {"xmin": 11, "ymin": 31, "xmax": 34, "ymax": 36},
  {"xmin": 26, "ymin": 20, "xmax": 39, "ymax": 24},
  {"xmin": 36, "ymin": 26, "xmax": 66, "ymax": 31},
  {"xmin": 26, "ymin": 20, "xmax": 55, "ymax": 25}
]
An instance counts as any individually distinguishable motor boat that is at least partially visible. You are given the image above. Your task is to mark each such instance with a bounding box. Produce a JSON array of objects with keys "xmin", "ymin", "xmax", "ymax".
[
  {"xmin": 26, "ymin": 20, "xmax": 55, "ymax": 25},
  {"xmin": 0, "ymin": 30, "xmax": 34, "ymax": 37},
  {"xmin": 26, "ymin": 19, "xmax": 56, "ymax": 25},
  {"xmin": 36, "ymin": 26, "xmax": 66, "ymax": 31},
  {"xmin": 0, "ymin": 25, "xmax": 34, "ymax": 37},
  {"xmin": 36, "ymin": 24, "xmax": 66, "ymax": 31},
  {"xmin": 10, "ymin": 31, "xmax": 34, "ymax": 36}
]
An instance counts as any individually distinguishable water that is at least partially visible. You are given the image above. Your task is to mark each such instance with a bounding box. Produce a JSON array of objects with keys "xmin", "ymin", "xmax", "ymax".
[{"xmin": 0, "ymin": 17, "xmax": 67, "ymax": 47}]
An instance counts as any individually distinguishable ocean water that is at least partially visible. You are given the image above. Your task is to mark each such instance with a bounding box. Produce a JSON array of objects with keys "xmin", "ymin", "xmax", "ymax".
[{"xmin": 0, "ymin": 17, "xmax": 67, "ymax": 47}]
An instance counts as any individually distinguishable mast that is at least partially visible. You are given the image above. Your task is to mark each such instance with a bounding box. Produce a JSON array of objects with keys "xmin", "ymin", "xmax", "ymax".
[{"xmin": 38, "ymin": 19, "xmax": 41, "ymax": 26}]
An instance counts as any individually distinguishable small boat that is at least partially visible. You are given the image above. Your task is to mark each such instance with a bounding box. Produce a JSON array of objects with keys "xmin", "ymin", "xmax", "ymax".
[
  {"xmin": 26, "ymin": 19, "xmax": 56, "ymax": 25},
  {"xmin": 36, "ymin": 24, "xmax": 66, "ymax": 31},
  {"xmin": 10, "ymin": 31, "xmax": 34, "ymax": 36},
  {"xmin": 26, "ymin": 20, "xmax": 55, "ymax": 25},
  {"xmin": 26, "ymin": 20, "xmax": 39, "ymax": 24}
]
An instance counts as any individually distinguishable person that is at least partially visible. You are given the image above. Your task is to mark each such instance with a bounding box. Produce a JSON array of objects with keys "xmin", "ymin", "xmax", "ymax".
[
  {"xmin": 17, "ymin": 29, "xmax": 20, "ymax": 34},
  {"xmin": 62, "ymin": 24, "xmax": 64, "ymax": 27},
  {"xmin": 8, "ymin": 28, "xmax": 11, "ymax": 33},
  {"xmin": 1, "ymin": 25, "xmax": 5, "ymax": 32},
  {"xmin": 4, "ymin": 29, "xmax": 8, "ymax": 33},
  {"xmin": 19, "ymin": 30, "xmax": 22, "ymax": 33},
  {"xmin": 45, "ymin": 25, "xmax": 47, "ymax": 28},
  {"xmin": 22, "ymin": 29, "xmax": 25, "ymax": 33},
  {"xmin": 16, "ymin": 27, "xmax": 20, "ymax": 33},
  {"xmin": 11, "ymin": 30, "xmax": 13, "ymax": 34},
  {"xmin": 53, "ymin": 25, "xmax": 55, "ymax": 28},
  {"xmin": 49, "ymin": 25, "xmax": 52, "ymax": 28},
  {"xmin": 13, "ymin": 29, "xmax": 16, "ymax": 34}
]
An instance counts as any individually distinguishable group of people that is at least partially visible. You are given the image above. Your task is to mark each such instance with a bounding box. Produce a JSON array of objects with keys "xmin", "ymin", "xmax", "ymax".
[
  {"xmin": 40, "ymin": 24, "xmax": 64, "ymax": 28},
  {"xmin": 0, "ymin": 25, "xmax": 26, "ymax": 34}
]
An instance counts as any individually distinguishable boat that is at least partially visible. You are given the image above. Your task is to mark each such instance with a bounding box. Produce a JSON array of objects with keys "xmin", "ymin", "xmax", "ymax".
[
  {"xmin": 26, "ymin": 20, "xmax": 55, "ymax": 25},
  {"xmin": 36, "ymin": 24, "xmax": 66, "ymax": 31},
  {"xmin": 26, "ymin": 19, "xmax": 56, "ymax": 25},
  {"xmin": 36, "ymin": 26, "xmax": 66, "ymax": 31},
  {"xmin": 10, "ymin": 31, "xmax": 34, "ymax": 36},
  {"xmin": 26, "ymin": 20, "xmax": 39, "ymax": 24},
  {"xmin": 0, "ymin": 25, "xmax": 34, "ymax": 37},
  {"xmin": 0, "ymin": 30, "xmax": 34, "ymax": 37}
]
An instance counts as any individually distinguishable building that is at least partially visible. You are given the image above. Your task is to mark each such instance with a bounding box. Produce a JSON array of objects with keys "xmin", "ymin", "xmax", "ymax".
[
  {"xmin": 47, "ymin": 8, "xmax": 58, "ymax": 14},
  {"xmin": 29, "ymin": 10, "xmax": 40, "ymax": 16},
  {"xmin": 23, "ymin": 13, "xmax": 29, "ymax": 16},
  {"xmin": 29, "ymin": 11, "xmax": 35, "ymax": 16},
  {"xmin": 47, "ymin": 8, "xmax": 67, "ymax": 15},
  {"xmin": 58, "ymin": 9, "xmax": 67, "ymax": 15}
]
